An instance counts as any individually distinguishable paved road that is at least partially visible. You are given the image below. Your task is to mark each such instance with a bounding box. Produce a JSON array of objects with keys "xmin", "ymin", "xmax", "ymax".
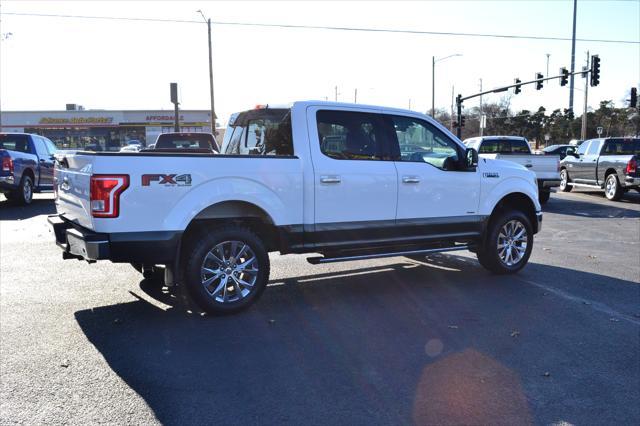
[{"xmin": 1, "ymin": 190, "xmax": 639, "ymax": 425}]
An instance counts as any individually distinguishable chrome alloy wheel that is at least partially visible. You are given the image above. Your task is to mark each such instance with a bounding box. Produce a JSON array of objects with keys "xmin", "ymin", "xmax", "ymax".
[
  {"xmin": 200, "ymin": 240, "xmax": 259, "ymax": 303},
  {"xmin": 605, "ymin": 175, "xmax": 617, "ymax": 199},
  {"xmin": 560, "ymin": 170, "xmax": 568, "ymax": 190},
  {"xmin": 497, "ymin": 220, "xmax": 528, "ymax": 266},
  {"xmin": 23, "ymin": 179, "xmax": 32, "ymax": 203}
]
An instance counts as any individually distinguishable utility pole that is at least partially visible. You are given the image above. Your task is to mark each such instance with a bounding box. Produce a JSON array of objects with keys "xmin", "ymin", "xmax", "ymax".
[
  {"xmin": 431, "ymin": 56, "xmax": 435, "ymax": 117},
  {"xmin": 354, "ymin": 88, "xmax": 357, "ymax": 103},
  {"xmin": 569, "ymin": 0, "xmax": 577, "ymax": 112},
  {"xmin": 479, "ymin": 79, "xmax": 483, "ymax": 136},
  {"xmin": 408, "ymin": 98, "xmax": 412, "ymax": 110},
  {"xmin": 334, "ymin": 86, "xmax": 338, "ymax": 101},
  {"xmin": 170, "ymin": 82, "xmax": 180, "ymax": 132},
  {"xmin": 198, "ymin": 11, "xmax": 216, "ymax": 133},
  {"xmin": 581, "ymin": 51, "xmax": 590, "ymax": 140}
]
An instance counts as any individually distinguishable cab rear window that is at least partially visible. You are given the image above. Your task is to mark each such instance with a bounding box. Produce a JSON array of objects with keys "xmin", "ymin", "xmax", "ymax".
[
  {"xmin": 602, "ymin": 138, "xmax": 640, "ymax": 155},
  {"xmin": 0, "ymin": 135, "xmax": 31, "ymax": 153},
  {"xmin": 222, "ymin": 109, "xmax": 293, "ymax": 156},
  {"xmin": 155, "ymin": 133, "xmax": 218, "ymax": 151}
]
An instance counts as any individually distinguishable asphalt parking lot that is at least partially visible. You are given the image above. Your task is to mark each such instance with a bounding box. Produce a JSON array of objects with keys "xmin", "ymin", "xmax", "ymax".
[{"xmin": 1, "ymin": 190, "xmax": 639, "ymax": 425}]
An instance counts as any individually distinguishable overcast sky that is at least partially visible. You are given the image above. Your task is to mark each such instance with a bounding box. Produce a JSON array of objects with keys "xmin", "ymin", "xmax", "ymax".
[{"xmin": 1, "ymin": 0, "xmax": 638, "ymax": 125}]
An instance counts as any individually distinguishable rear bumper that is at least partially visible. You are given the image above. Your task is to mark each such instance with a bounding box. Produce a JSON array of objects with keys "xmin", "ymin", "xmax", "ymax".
[
  {"xmin": 623, "ymin": 176, "xmax": 640, "ymax": 188},
  {"xmin": 0, "ymin": 175, "xmax": 16, "ymax": 190},
  {"xmin": 538, "ymin": 179, "xmax": 561, "ymax": 189},
  {"xmin": 48, "ymin": 215, "xmax": 181, "ymax": 263}
]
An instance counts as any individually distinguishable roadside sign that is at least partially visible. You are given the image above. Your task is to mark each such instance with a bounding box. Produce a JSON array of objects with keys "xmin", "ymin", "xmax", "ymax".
[{"xmin": 597, "ymin": 126, "xmax": 603, "ymax": 136}]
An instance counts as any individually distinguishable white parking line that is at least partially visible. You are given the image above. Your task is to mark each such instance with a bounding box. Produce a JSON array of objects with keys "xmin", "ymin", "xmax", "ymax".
[{"xmin": 517, "ymin": 277, "xmax": 640, "ymax": 326}]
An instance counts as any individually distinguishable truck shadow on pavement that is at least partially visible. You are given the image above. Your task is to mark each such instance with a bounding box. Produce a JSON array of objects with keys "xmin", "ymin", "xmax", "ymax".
[
  {"xmin": 545, "ymin": 193, "xmax": 640, "ymax": 218},
  {"xmin": 0, "ymin": 197, "xmax": 56, "ymax": 221},
  {"xmin": 74, "ymin": 255, "xmax": 639, "ymax": 426}
]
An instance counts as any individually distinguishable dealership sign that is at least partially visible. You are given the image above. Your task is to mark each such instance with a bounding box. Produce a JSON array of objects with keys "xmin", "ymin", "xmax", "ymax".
[{"xmin": 39, "ymin": 117, "xmax": 114, "ymax": 124}]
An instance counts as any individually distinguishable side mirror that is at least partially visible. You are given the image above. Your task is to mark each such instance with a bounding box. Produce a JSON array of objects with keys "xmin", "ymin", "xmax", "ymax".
[{"xmin": 464, "ymin": 147, "xmax": 478, "ymax": 169}]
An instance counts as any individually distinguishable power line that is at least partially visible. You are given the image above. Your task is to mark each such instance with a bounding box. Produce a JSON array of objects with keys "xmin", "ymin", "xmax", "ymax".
[{"xmin": 1, "ymin": 11, "xmax": 638, "ymax": 45}]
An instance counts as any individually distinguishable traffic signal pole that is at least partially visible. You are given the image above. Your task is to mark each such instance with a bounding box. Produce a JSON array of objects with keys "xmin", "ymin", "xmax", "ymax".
[
  {"xmin": 455, "ymin": 67, "xmax": 593, "ymax": 139},
  {"xmin": 581, "ymin": 51, "xmax": 590, "ymax": 140}
]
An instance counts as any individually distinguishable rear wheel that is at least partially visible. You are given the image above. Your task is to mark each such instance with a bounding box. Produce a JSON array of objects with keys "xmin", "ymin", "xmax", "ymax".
[
  {"xmin": 183, "ymin": 225, "xmax": 269, "ymax": 315},
  {"xmin": 476, "ymin": 210, "xmax": 533, "ymax": 274},
  {"xmin": 7, "ymin": 175, "xmax": 34, "ymax": 205},
  {"xmin": 604, "ymin": 173, "xmax": 623, "ymax": 201},
  {"xmin": 559, "ymin": 169, "xmax": 572, "ymax": 192},
  {"xmin": 538, "ymin": 189, "xmax": 550, "ymax": 204}
]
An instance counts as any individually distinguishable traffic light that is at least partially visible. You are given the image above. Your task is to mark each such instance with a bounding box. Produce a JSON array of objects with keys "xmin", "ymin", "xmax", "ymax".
[
  {"xmin": 535, "ymin": 73, "xmax": 544, "ymax": 90},
  {"xmin": 514, "ymin": 78, "xmax": 522, "ymax": 94},
  {"xmin": 590, "ymin": 55, "xmax": 600, "ymax": 87},
  {"xmin": 559, "ymin": 67, "xmax": 569, "ymax": 86},
  {"xmin": 631, "ymin": 87, "xmax": 638, "ymax": 108},
  {"xmin": 460, "ymin": 115, "xmax": 466, "ymax": 127}
]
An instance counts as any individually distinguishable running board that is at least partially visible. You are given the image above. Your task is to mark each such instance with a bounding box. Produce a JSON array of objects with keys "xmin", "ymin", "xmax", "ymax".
[
  {"xmin": 567, "ymin": 182, "xmax": 603, "ymax": 189},
  {"xmin": 306, "ymin": 245, "xmax": 471, "ymax": 265}
]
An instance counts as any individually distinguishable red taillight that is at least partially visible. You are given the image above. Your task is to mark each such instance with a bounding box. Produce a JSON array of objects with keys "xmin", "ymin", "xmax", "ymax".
[
  {"xmin": 1, "ymin": 156, "xmax": 13, "ymax": 173},
  {"xmin": 626, "ymin": 158, "xmax": 637, "ymax": 175},
  {"xmin": 90, "ymin": 174, "xmax": 129, "ymax": 218}
]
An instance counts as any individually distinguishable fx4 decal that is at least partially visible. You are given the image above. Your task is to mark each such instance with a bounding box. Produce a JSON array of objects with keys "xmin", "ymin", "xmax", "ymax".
[
  {"xmin": 142, "ymin": 174, "xmax": 192, "ymax": 186},
  {"xmin": 483, "ymin": 172, "xmax": 500, "ymax": 178}
]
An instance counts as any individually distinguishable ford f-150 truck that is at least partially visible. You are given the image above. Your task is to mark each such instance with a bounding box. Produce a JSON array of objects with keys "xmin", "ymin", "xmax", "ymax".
[
  {"xmin": 0, "ymin": 133, "xmax": 57, "ymax": 204},
  {"xmin": 463, "ymin": 136, "xmax": 560, "ymax": 204},
  {"xmin": 49, "ymin": 102, "xmax": 542, "ymax": 314},
  {"xmin": 559, "ymin": 137, "xmax": 639, "ymax": 200}
]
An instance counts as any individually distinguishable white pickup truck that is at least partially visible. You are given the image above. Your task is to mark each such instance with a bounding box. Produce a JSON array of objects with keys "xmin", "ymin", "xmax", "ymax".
[
  {"xmin": 463, "ymin": 136, "xmax": 560, "ymax": 203},
  {"xmin": 50, "ymin": 101, "xmax": 542, "ymax": 314}
]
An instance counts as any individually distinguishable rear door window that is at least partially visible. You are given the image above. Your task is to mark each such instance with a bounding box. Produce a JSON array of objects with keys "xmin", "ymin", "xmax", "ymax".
[
  {"xmin": 32, "ymin": 137, "xmax": 50, "ymax": 158},
  {"xmin": 316, "ymin": 110, "xmax": 388, "ymax": 160}
]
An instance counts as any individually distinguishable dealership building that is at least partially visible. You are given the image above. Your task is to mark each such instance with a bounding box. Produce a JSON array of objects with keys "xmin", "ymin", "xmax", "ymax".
[{"xmin": 0, "ymin": 107, "xmax": 214, "ymax": 150}]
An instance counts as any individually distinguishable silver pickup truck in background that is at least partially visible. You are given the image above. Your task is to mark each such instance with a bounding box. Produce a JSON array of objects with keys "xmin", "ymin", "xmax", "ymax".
[
  {"xmin": 463, "ymin": 136, "xmax": 560, "ymax": 204},
  {"xmin": 559, "ymin": 137, "xmax": 639, "ymax": 201}
]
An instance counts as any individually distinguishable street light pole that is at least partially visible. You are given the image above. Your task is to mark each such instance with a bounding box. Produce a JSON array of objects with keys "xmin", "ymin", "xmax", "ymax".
[
  {"xmin": 569, "ymin": 0, "xmax": 577, "ymax": 112},
  {"xmin": 432, "ymin": 54, "xmax": 462, "ymax": 118},
  {"xmin": 581, "ymin": 51, "xmax": 590, "ymax": 140},
  {"xmin": 198, "ymin": 10, "xmax": 216, "ymax": 133}
]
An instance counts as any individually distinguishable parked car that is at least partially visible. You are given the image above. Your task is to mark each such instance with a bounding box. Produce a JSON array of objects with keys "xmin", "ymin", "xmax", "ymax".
[
  {"xmin": 119, "ymin": 145, "xmax": 141, "ymax": 153},
  {"xmin": 559, "ymin": 137, "xmax": 639, "ymax": 200},
  {"xmin": 50, "ymin": 101, "xmax": 542, "ymax": 314},
  {"xmin": 463, "ymin": 136, "xmax": 560, "ymax": 204},
  {"xmin": 542, "ymin": 144, "xmax": 574, "ymax": 160},
  {"xmin": 152, "ymin": 132, "xmax": 218, "ymax": 153},
  {"xmin": 568, "ymin": 139, "xmax": 585, "ymax": 146},
  {"xmin": 0, "ymin": 133, "xmax": 57, "ymax": 204}
]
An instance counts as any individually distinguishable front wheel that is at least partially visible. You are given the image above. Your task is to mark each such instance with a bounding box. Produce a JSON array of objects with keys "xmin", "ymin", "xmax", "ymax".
[
  {"xmin": 476, "ymin": 210, "xmax": 533, "ymax": 274},
  {"xmin": 559, "ymin": 169, "xmax": 572, "ymax": 192},
  {"xmin": 183, "ymin": 225, "xmax": 270, "ymax": 315},
  {"xmin": 604, "ymin": 173, "xmax": 624, "ymax": 201}
]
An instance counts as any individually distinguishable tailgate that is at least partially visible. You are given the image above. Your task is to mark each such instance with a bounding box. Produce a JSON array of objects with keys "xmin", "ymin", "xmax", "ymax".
[
  {"xmin": 483, "ymin": 154, "xmax": 559, "ymax": 178},
  {"xmin": 54, "ymin": 152, "xmax": 94, "ymax": 229}
]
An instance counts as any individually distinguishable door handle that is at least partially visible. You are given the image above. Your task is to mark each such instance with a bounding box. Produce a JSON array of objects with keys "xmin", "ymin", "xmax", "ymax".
[
  {"xmin": 524, "ymin": 164, "xmax": 533, "ymax": 168},
  {"xmin": 320, "ymin": 175, "xmax": 341, "ymax": 184},
  {"xmin": 402, "ymin": 176, "xmax": 420, "ymax": 183}
]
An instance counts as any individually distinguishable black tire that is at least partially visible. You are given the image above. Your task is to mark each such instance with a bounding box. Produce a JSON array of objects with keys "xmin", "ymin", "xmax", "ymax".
[
  {"xmin": 559, "ymin": 169, "xmax": 572, "ymax": 192},
  {"xmin": 183, "ymin": 225, "xmax": 270, "ymax": 315},
  {"xmin": 7, "ymin": 175, "xmax": 34, "ymax": 205},
  {"xmin": 538, "ymin": 189, "xmax": 550, "ymax": 204},
  {"xmin": 476, "ymin": 209, "xmax": 533, "ymax": 274},
  {"xmin": 604, "ymin": 173, "xmax": 624, "ymax": 201}
]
